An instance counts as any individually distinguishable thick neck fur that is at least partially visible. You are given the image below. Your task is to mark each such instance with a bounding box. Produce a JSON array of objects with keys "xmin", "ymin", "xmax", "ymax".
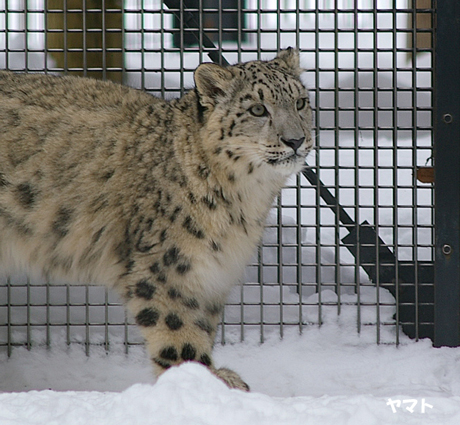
[{"xmin": 170, "ymin": 90, "xmax": 287, "ymax": 234}]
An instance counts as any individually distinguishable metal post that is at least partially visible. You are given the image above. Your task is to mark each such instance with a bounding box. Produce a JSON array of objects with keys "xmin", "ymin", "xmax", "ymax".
[{"xmin": 434, "ymin": 1, "xmax": 460, "ymax": 347}]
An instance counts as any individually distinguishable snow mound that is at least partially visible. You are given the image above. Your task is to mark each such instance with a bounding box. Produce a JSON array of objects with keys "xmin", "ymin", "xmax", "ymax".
[{"xmin": 1, "ymin": 360, "xmax": 460, "ymax": 425}]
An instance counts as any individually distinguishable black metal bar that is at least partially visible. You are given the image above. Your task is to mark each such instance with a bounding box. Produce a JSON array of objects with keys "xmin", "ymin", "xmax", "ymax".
[
  {"xmin": 434, "ymin": 0, "xmax": 460, "ymax": 347},
  {"xmin": 163, "ymin": 0, "xmax": 230, "ymax": 66},
  {"xmin": 305, "ymin": 166, "xmax": 434, "ymax": 340},
  {"xmin": 302, "ymin": 167, "xmax": 355, "ymax": 228}
]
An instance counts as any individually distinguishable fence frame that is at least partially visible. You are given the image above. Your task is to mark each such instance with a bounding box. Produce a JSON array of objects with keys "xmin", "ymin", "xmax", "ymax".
[
  {"xmin": 434, "ymin": 0, "xmax": 460, "ymax": 347},
  {"xmin": 1, "ymin": 0, "xmax": 454, "ymax": 353}
]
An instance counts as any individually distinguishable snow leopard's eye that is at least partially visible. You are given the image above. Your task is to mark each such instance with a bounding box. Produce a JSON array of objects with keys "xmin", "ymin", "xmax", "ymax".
[
  {"xmin": 296, "ymin": 98, "xmax": 307, "ymax": 111},
  {"xmin": 249, "ymin": 104, "xmax": 268, "ymax": 117}
]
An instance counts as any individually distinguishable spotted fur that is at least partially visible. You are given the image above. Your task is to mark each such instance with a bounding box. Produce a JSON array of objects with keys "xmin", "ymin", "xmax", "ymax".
[{"xmin": 0, "ymin": 48, "xmax": 312, "ymax": 391}]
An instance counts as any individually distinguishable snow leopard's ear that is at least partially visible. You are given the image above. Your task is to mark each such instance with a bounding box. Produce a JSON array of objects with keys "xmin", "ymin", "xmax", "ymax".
[
  {"xmin": 194, "ymin": 63, "xmax": 234, "ymax": 104},
  {"xmin": 274, "ymin": 47, "xmax": 305, "ymax": 76}
]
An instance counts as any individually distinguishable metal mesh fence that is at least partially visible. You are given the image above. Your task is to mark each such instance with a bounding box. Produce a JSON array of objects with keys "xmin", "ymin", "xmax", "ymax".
[{"xmin": 0, "ymin": 0, "xmax": 435, "ymax": 355}]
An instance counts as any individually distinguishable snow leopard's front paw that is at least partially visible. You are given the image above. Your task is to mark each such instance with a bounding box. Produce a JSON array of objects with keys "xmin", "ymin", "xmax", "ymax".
[{"xmin": 212, "ymin": 367, "xmax": 250, "ymax": 392}]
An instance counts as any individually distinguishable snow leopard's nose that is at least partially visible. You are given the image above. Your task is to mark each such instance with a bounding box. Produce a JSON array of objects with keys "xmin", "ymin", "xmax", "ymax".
[{"xmin": 281, "ymin": 137, "xmax": 305, "ymax": 153}]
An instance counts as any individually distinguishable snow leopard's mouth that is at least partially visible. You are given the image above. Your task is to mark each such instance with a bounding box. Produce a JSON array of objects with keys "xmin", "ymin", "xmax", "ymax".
[{"xmin": 266, "ymin": 152, "xmax": 305, "ymax": 166}]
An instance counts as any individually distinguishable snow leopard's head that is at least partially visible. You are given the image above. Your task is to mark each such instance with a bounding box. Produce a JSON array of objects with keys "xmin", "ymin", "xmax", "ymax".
[{"xmin": 194, "ymin": 48, "xmax": 312, "ymax": 178}]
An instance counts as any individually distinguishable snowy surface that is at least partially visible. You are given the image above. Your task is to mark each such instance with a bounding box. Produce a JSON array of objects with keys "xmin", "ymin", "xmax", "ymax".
[{"xmin": 2, "ymin": 317, "xmax": 460, "ymax": 424}]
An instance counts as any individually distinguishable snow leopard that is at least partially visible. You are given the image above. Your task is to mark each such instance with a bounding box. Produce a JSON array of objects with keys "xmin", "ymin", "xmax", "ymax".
[{"xmin": 0, "ymin": 48, "xmax": 312, "ymax": 391}]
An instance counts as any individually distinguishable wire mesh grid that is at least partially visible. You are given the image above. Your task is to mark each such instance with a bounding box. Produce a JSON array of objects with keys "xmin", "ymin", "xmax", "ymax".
[{"xmin": 0, "ymin": 0, "xmax": 435, "ymax": 355}]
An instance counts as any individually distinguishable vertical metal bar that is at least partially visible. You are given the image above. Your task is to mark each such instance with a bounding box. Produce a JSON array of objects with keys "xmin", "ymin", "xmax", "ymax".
[
  {"xmin": 66, "ymin": 283, "xmax": 70, "ymax": 345},
  {"xmin": 353, "ymin": 1, "xmax": 361, "ymax": 334},
  {"xmin": 121, "ymin": 5, "xmax": 125, "ymax": 90},
  {"xmin": 160, "ymin": 1, "xmax": 165, "ymax": 97},
  {"xmin": 278, "ymin": 200, "xmax": 284, "ymax": 338},
  {"xmin": 85, "ymin": 285, "xmax": 90, "ymax": 355},
  {"xmin": 237, "ymin": 0, "xmax": 242, "ymax": 63},
  {"xmin": 295, "ymin": 0, "xmax": 300, "ymax": 50},
  {"xmin": 434, "ymin": 0, "xmax": 460, "ymax": 347},
  {"xmin": 105, "ymin": 289, "xmax": 109, "ymax": 352},
  {"xmin": 295, "ymin": 0, "xmax": 302, "ymax": 334},
  {"xmin": 26, "ymin": 277, "xmax": 31, "ymax": 350},
  {"xmin": 334, "ymin": 0, "xmax": 341, "ymax": 316},
  {"xmin": 82, "ymin": 1, "xmax": 87, "ymax": 76},
  {"xmin": 102, "ymin": 0, "xmax": 107, "ymax": 80},
  {"xmin": 121, "ymin": 3, "xmax": 128, "ymax": 353},
  {"xmin": 63, "ymin": 0, "xmax": 68, "ymax": 73},
  {"xmin": 256, "ymin": 0, "xmax": 260, "ymax": 59},
  {"xmin": 24, "ymin": 1, "xmax": 28, "ymax": 71},
  {"xmin": 240, "ymin": 276, "xmax": 245, "ymax": 342},
  {"xmin": 392, "ymin": 1, "xmax": 400, "ymax": 346},
  {"xmin": 5, "ymin": 0, "xmax": 9, "ymax": 70},
  {"xmin": 315, "ymin": 0, "xmax": 322, "ymax": 326},
  {"xmin": 124, "ymin": 310, "xmax": 129, "ymax": 355},
  {"xmin": 373, "ymin": 2, "xmax": 381, "ymax": 344},
  {"xmin": 221, "ymin": 299, "xmax": 226, "ymax": 345},
  {"xmin": 141, "ymin": 1, "xmax": 145, "ymax": 90},
  {"xmin": 7, "ymin": 277, "xmax": 11, "ymax": 357},
  {"xmin": 46, "ymin": 279, "xmax": 50, "ymax": 348},
  {"xmin": 120, "ymin": 2, "xmax": 126, "ymax": 355},
  {"xmin": 198, "ymin": 0, "xmax": 202, "ymax": 65},
  {"xmin": 276, "ymin": 0, "xmax": 280, "ymax": 51},
  {"xmin": 218, "ymin": 0, "xmax": 223, "ymax": 62},
  {"xmin": 277, "ymin": 1, "xmax": 283, "ymax": 338},
  {"xmin": 411, "ymin": 0, "xmax": 420, "ymax": 341},
  {"xmin": 258, "ymin": 247, "xmax": 264, "ymax": 343},
  {"xmin": 297, "ymin": 175, "xmax": 303, "ymax": 333},
  {"xmin": 44, "ymin": 0, "xmax": 48, "ymax": 72},
  {"xmin": 429, "ymin": 0, "xmax": 436, "ymax": 342},
  {"xmin": 277, "ymin": 196, "xmax": 284, "ymax": 338},
  {"xmin": 179, "ymin": 0, "xmax": 184, "ymax": 96}
]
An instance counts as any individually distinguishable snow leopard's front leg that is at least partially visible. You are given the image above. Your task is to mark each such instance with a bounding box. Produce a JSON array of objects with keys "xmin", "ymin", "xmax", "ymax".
[{"xmin": 119, "ymin": 273, "xmax": 250, "ymax": 392}]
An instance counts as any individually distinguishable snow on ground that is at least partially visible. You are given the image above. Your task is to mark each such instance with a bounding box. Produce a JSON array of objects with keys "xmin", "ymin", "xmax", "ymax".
[{"xmin": 2, "ymin": 308, "xmax": 460, "ymax": 424}]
